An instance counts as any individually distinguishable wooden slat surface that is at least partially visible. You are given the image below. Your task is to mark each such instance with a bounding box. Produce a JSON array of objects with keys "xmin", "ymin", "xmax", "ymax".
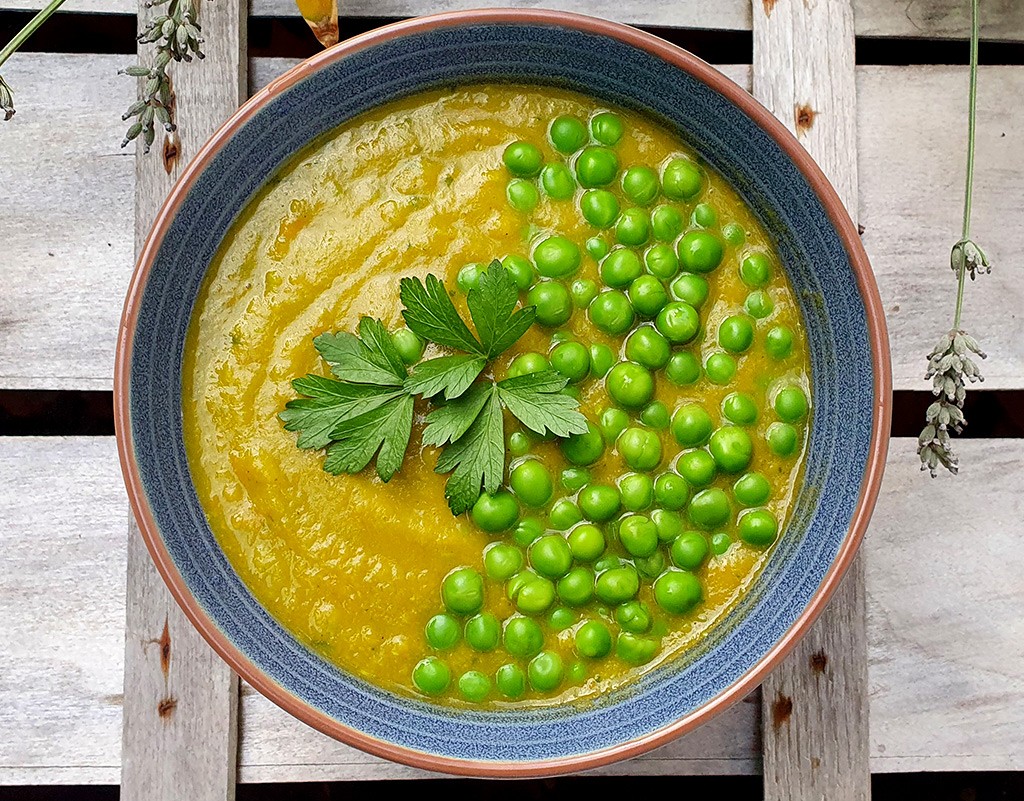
[
  {"xmin": 1, "ymin": 55, "xmax": 1021, "ymax": 392},
  {"xmin": 119, "ymin": 0, "xmax": 246, "ymax": 798},
  {"xmin": 1, "ymin": 437, "xmax": 1021, "ymax": 783},
  {"xmin": 0, "ymin": 0, "xmax": 1021, "ymax": 40}
]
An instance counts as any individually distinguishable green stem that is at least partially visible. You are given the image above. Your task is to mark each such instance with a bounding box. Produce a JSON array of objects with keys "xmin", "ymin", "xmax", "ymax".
[
  {"xmin": 953, "ymin": 0, "xmax": 980, "ymax": 329},
  {"xmin": 0, "ymin": 0, "xmax": 67, "ymax": 68}
]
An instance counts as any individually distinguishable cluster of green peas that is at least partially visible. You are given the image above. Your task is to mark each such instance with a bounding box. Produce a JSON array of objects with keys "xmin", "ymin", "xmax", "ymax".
[{"xmin": 409, "ymin": 110, "xmax": 810, "ymax": 702}]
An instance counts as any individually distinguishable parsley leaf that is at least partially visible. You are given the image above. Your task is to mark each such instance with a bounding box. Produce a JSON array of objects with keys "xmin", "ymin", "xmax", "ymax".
[
  {"xmin": 404, "ymin": 354, "xmax": 487, "ymax": 400},
  {"xmin": 497, "ymin": 371, "xmax": 590, "ymax": 438},
  {"xmin": 324, "ymin": 393, "xmax": 415, "ymax": 482},
  {"xmin": 323, "ymin": 318, "xmax": 408, "ymax": 387},
  {"xmin": 313, "ymin": 331, "xmax": 361, "ymax": 365},
  {"xmin": 280, "ymin": 375, "xmax": 403, "ymax": 449},
  {"xmin": 422, "ymin": 383, "xmax": 493, "ymax": 447},
  {"xmin": 434, "ymin": 387, "xmax": 504, "ymax": 514},
  {"xmin": 400, "ymin": 274, "xmax": 485, "ymax": 356},
  {"xmin": 467, "ymin": 260, "xmax": 536, "ymax": 358}
]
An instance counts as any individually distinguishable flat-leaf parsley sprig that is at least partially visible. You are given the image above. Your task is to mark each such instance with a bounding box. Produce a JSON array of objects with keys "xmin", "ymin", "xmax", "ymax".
[{"xmin": 281, "ymin": 261, "xmax": 589, "ymax": 514}]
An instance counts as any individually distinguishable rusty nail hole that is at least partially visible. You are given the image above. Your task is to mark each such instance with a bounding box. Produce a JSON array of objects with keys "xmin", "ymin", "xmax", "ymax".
[
  {"xmin": 763, "ymin": 0, "xmax": 778, "ymax": 15},
  {"xmin": 795, "ymin": 104, "xmax": 817, "ymax": 134},
  {"xmin": 158, "ymin": 617, "xmax": 171, "ymax": 676},
  {"xmin": 157, "ymin": 696, "xmax": 178, "ymax": 719},
  {"xmin": 771, "ymin": 692, "xmax": 793, "ymax": 730},
  {"xmin": 810, "ymin": 649, "xmax": 828, "ymax": 673},
  {"xmin": 163, "ymin": 135, "xmax": 179, "ymax": 174}
]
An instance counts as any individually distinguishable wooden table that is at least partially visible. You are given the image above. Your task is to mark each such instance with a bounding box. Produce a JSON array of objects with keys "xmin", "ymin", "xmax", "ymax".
[{"xmin": 1, "ymin": 0, "xmax": 1022, "ymax": 797}]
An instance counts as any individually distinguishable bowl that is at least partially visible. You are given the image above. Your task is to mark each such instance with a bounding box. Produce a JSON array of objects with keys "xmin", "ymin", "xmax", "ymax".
[{"xmin": 115, "ymin": 9, "xmax": 891, "ymax": 777}]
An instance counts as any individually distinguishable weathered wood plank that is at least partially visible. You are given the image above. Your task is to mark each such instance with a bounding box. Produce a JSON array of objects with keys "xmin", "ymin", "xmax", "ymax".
[
  {"xmin": 754, "ymin": 0, "xmax": 870, "ymax": 799},
  {"xmin": 1, "ymin": 437, "xmax": 1021, "ymax": 782},
  {"xmin": 1, "ymin": 0, "xmax": 1021, "ymax": 40},
  {"xmin": 119, "ymin": 1, "xmax": 246, "ymax": 798}
]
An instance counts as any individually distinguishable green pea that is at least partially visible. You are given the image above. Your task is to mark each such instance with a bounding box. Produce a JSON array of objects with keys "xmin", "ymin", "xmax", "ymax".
[
  {"xmin": 711, "ymin": 531, "xmax": 732, "ymax": 555},
  {"xmin": 501, "ymin": 254, "xmax": 535, "ymax": 290},
  {"xmin": 549, "ymin": 606, "xmax": 577, "ymax": 630},
  {"xmin": 767, "ymin": 422, "xmax": 799, "ymax": 457},
  {"xmin": 618, "ymin": 514, "xmax": 659, "ymax": 558},
  {"xmin": 412, "ymin": 656, "xmax": 450, "ymax": 695},
  {"xmin": 740, "ymin": 251, "xmax": 772, "ymax": 287},
  {"xmin": 677, "ymin": 231, "xmax": 724, "ymax": 273},
  {"xmin": 616, "ymin": 208, "xmax": 651, "ymax": 247},
  {"xmin": 588, "ymin": 290, "xmax": 635, "ymax": 335},
  {"xmin": 589, "ymin": 343, "xmax": 615, "ymax": 378},
  {"xmin": 549, "ymin": 114, "xmax": 587, "ymax": 153},
  {"xmin": 595, "ymin": 565, "xmax": 640, "ymax": 604},
  {"xmin": 465, "ymin": 613, "xmax": 501, "ymax": 652},
  {"xmin": 669, "ymin": 273, "xmax": 710, "ymax": 308},
  {"xmin": 590, "ymin": 111, "xmax": 624, "ymax": 145},
  {"xmin": 557, "ymin": 566, "xmax": 595, "ymax": 606},
  {"xmin": 719, "ymin": 315, "xmax": 755, "ymax": 353},
  {"xmin": 661, "ymin": 158, "xmax": 702, "ymax": 200},
  {"xmin": 615, "ymin": 601, "xmax": 653, "ymax": 633},
  {"xmin": 507, "ymin": 351, "xmax": 549, "ymax": 378},
  {"xmin": 594, "ymin": 555, "xmax": 623, "ymax": 573},
  {"xmin": 527, "ymin": 281, "xmax": 572, "ymax": 327},
  {"xmin": 458, "ymin": 670, "xmax": 491, "ymax": 702},
  {"xmin": 644, "ymin": 244, "xmax": 679, "ymax": 280},
  {"xmin": 540, "ymin": 162, "xmax": 576, "ymax": 199},
  {"xmin": 575, "ymin": 620, "xmax": 612, "ymax": 658},
  {"xmin": 585, "ymin": 236, "xmax": 610, "ymax": 261},
  {"xmin": 534, "ymin": 236, "xmax": 581, "ymax": 279},
  {"xmin": 600, "ymin": 248, "xmax": 642, "ymax": 288},
  {"xmin": 506, "ymin": 179, "xmax": 540, "ymax": 213},
  {"xmin": 775, "ymin": 386, "xmax": 809, "ymax": 422},
  {"xmin": 616, "ymin": 632, "xmax": 659, "ymax": 665},
  {"xmin": 580, "ymin": 189, "xmax": 620, "ymax": 228},
  {"xmin": 651, "ymin": 205, "xmax": 684, "ymax": 242},
  {"xmin": 655, "ymin": 301, "xmax": 700, "ymax": 344},
  {"xmin": 505, "ymin": 571, "xmax": 533, "ymax": 601},
  {"xmin": 733, "ymin": 472, "xmax": 771, "ymax": 507},
  {"xmin": 739, "ymin": 509, "xmax": 779, "ymax": 547},
  {"xmin": 503, "ymin": 141, "xmax": 543, "ymax": 177},
  {"xmin": 548, "ymin": 342, "xmax": 589, "ymax": 384},
  {"xmin": 704, "ymin": 353, "xmax": 737, "ymax": 385},
  {"xmin": 670, "ymin": 531, "xmax": 709, "ymax": 570},
  {"xmin": 641, "ymin": 401, "xmax": 671, "ymax": 430},
  {"xmin": 617, "ymin": 165, "xmax": 659, "ymax": 206},
  {"xmin": 578, "ymin": 483, "xmax": 621, "ymax": 523},
  {"xmin": 569, "ymin": 660, "xmax": 587, "ymax": 683},
  {"xmin": 425, "ymin": 613, "xmax": 461, "ymax": 649},
  {"xmin": 722, "ymin": 221, "xmax": 745, "ymax": 245},
  {"xmin": 671, "ymin": 403, "xmax": 713, "ymax": 447},
  {"xmin": 723, "ymin": 392, "xmax": 758, "ymax": 425},
  {"xmin": 745, "ymin": 290, "xmax": 774, "ymax": 319},
  {"xmin": 598, "ymin": 407, "xmax": 630, "ymax": 444},
  {"xmin": 692, "ymin": 202, "xmax": 718, "ymax": 228},
  {"xmin": 651, "ymin": 508, "xmax": 684, "ymax": 542},
  {"xmin": 528, "ymin": 651, "xmax": 564, "ymax": 692},
  {"xmin": 515, "ymin": 573, "xmax": 557, "ymax": 614},
  {"xmin": 576, "ymin": 146, "xmax": 618, "ymax": 187},
  {"xmin": 618, "ymin": 427, "xmax": 663, "ymax": 472},
  {"xmin": 560, "ymin": 422, "xmax": 605, "ymax": 466},
  {"xmin": 653, "ymin": 473, "xmax": 689, "ymax": 511},
  {"xmin": 503, "ymin": 615, "xmax": 544, "ymax": 658},
  {"xmin": 529, "ymin": 535, "xmax": 573, "ymax": 578},
  {"xmin": 665, "ymin": 352, "xmax": 701, "ymax": 385},
  {"xmin": 676, "ymin": 449, "xmax": 717, "ymax": 487},
  {"xmin": 510, "ymin": 460, "xmax": 553, "ymax": 508},
  {"xmin": 549, "ymin": 498, "xmax": 583, "ymax": 530},
  {"xmin": 570, "ymin": 279, "xmax": 599, "ymax": 310},
  {"xmin": 619, "ymin": 472, "xmax": 654, "ymax": 512},
  {"xmin": 561, "ymin": 467, "xmax": 592, "ymax": 492},
  {"xmin": 709, "ymin": 426, "xmax": 753, "ymax": 473},
  {"xmin": 627, "ymin": 275, "xmax": 669, "ymax": 317},
  {"xmin": 441, "ymin": 567, "xmax": 485, "ymax": 615},
  {"xmin": 457, "ymin": 262, "xmax": 484, "ymax": 293},
  {"xmin": 484, "ymin": 543, "xmax": 524, "ymax": 582},
  {"xmin": 512, "ymin": 516, "xmax": 544, "ymax": 547},
  {"xmin": 495, "ymin": 663, "xmax": 527, "ymax": 698},
  {"xmin": 765, "ymin": 325, "xmax": 794, "ymax": 359},
  {"xmin": 471, "ymin": 491, "xmax": 519, "ymax": 533},
  {"xmin": 568, "ymin": 523, "xmax": 606, "ymax": 561},
  {"xmin": 622, "ymin": 328, "xmax": 669, "ymax": 372},
  {"xmin": 606, "ymin": 361, "xmax": 654, "ymax": 408},
  {"xmin": 688, "ymin": 488, "xmax": 731, "ymax": 529},
  {"xmin": 654, "ymin": 570, "xmax": 702, "ymax": 614}
]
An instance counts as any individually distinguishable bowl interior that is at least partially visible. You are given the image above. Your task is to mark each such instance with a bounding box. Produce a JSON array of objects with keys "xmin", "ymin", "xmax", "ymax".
[{"xmin": 123, "ymin": 17, "xmax": 879, "ymax": 771}]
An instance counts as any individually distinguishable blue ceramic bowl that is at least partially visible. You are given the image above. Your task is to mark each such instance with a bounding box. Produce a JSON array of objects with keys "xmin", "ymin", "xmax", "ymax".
[{"xmin": 116, "ymin": 10, "xmax": 891, "ymax": 776}]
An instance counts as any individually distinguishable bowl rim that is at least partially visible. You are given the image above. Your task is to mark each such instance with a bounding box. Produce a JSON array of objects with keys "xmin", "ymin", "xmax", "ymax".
[{"xmin": 114, "ymin": 7, "xmax": 892, "ymax": 778}]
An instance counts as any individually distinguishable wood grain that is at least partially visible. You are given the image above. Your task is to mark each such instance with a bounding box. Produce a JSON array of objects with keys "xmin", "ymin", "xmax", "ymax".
[
  {"xmin": 119, "ymin": 0, "xmax": 246, "ymax": 798},
  {"xmin": 753, "ymin": 0, "xmax": 870, "ymax": 799}
]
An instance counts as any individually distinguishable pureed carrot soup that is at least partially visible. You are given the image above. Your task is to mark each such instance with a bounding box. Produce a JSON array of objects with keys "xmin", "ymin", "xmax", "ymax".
[{"xmin": 183, "ymin": 85, "xmax": 811, "ymax": 706}]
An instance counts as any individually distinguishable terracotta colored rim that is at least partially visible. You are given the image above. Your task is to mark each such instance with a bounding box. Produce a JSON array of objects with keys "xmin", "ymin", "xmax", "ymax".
[{"xmin": 115, "ymin": 8, "xmax": 892, "ymax": 778}]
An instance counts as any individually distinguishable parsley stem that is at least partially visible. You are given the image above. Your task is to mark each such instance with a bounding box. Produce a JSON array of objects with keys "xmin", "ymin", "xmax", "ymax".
[
  {"xmin": 953, "ymin": 0, "xmax": 980, "ymax": 330},
  {"xmin": 0, "ymin": 0, "xmax": 67, "ymax": 69}
]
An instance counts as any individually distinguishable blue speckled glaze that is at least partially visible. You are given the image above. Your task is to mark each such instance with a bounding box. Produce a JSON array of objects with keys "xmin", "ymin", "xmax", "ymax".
[{"xmin": 127, "ymin": 21, "xmax": 876, "ymax": 766}]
